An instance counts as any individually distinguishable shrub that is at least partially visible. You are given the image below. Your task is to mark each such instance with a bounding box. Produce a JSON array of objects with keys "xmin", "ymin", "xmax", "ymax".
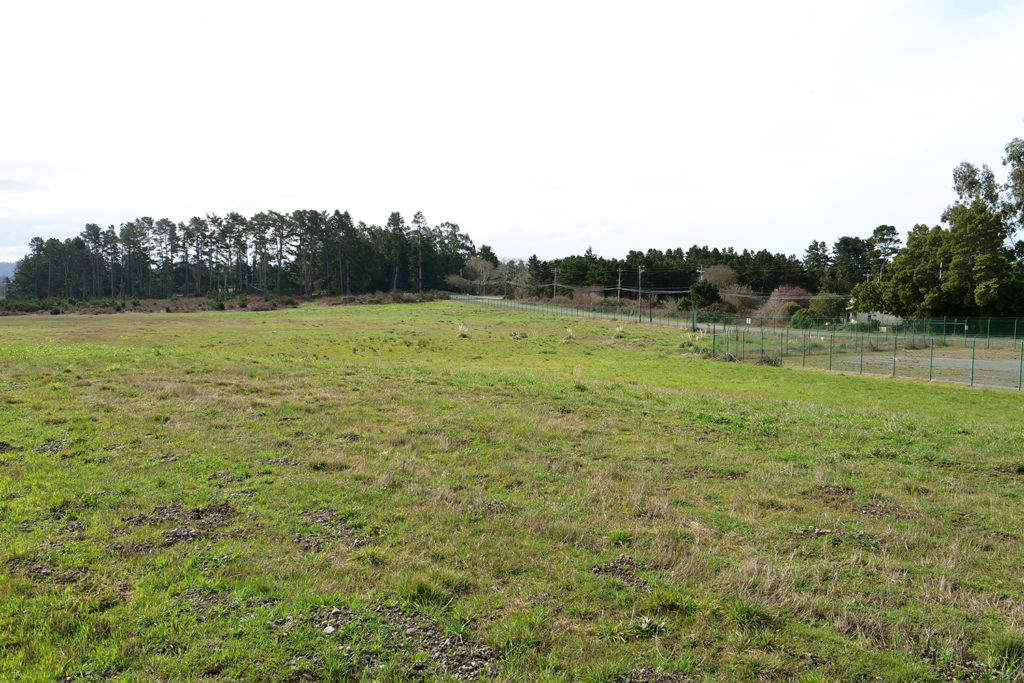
[
  {"xmin": 789, "ymin": 308, "xmax": 815, "ymax": 328},
  {"xmin": 690, "ymin": 280, "xmax": 721, "ymax": 309},
  {"xmin": 780, "ymin": 301, "xmax": 803, "ymax": 317},
  {"xmin": 808, "ymin": 291, "xmax": 847, "ymax": 318}
]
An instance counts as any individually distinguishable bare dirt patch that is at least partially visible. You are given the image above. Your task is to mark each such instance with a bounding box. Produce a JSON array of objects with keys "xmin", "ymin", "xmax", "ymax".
[
  {"xmin": 124, "ymin": 502, "xmax": 236, "ymax": 530},
  {"xmin": 180, "ymin": 587, "xmax": 279, "ymax": 619},
  {"xmin": 795, "ymin": 526, "xmax": 883, "ymax": 550},
  {"xmin": 816, "ymin": 485, "xmax": 854, "ymax": 497},
  {"xmin": 5, "ymin": 557, "xmax": 87, "ymax": 584},
  {"xmin": 163, "ymin": 527, "xmax": 201, "ymax": 545},
  {"xmin": 259, "ymin": 457, "xmax": 300, "ymax": 466},
  {"xmin": 592, "ymin": 555, "xmax": 647, "ymax": 589},
  {"xmin": 35, "ymin": 440, "xmax": 73, "ymax": 454},
  {"xmin": 104, "ymin": 540, "xmax": 157, "ymax": 556},
  {"xmin": 852, "ymin": 501, "xmax": 914, "ymax": 520},
  {"xmin": 676, "ymin": 466, "xmax": 746, "ymax": 480},
  {"xmin": 294, "ymin": 508, "xmax": 377, "ymax": 553},
  {"xmin": 209, "ymin": 470, "xmax": 244, "ymax": 483},
  {"xmin": 282, "ymin": 603, "xmax": 499, "ymax": 680}
]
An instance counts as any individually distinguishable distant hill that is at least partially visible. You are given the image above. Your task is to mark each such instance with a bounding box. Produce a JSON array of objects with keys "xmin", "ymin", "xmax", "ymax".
[{"xmin": 0, "ymin": 262, "xmax": 15, "ymax": 280}]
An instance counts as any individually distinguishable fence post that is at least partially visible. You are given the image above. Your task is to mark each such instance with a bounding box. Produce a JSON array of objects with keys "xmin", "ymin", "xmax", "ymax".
[
  {"xmin": 712, "ymin": 329, "xmax": 716, "ymax": 357},
  {"xmin": 828, "ymin": 332, "xmax": 833, "ymax": 372},
  {"xmin": 892, "ymin": 331, "xmax": 898, "ymax": 377},
  {"xmin": 691, "ymin": 311, "xmax": 697, "ymax": 332},
  {"xmin": 779, "ymin": 330, "xmax": 784, "ymax": 359},
  {"xmin": 761, "ymin": 327, "xmax": 765, "ymax": 357},
  {"xmin": 859, "ymin": 333, "xmax": 864, "ymax": 374},
  {"xmin": 802, "ymin": 330, "xmax": 806, "ymax": 367},
  {"xmin": 1018, "ymin": 342, "xmax": 1023, "ymax": 391},
  {"xmin": 987, "ymin": 319, "xmax": 991, "ymax": 348},
  {"xmin": 970, "ymin": 339, "xmax": 976, "ymax": 387},
  {"xmin": 929, "ymin": 335, "xmax": 933, "ymax": 382},
  {"xmin": 741, "ymin": 328, "xmax": 746, "ymax": 361},
  {"xmin": 943, "ymin": 316, "xmax": 947, "ymax": 345}
]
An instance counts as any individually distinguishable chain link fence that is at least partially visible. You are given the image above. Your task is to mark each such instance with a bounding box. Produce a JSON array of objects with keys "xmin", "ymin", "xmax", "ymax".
[{"xmin": 450, "ymin": 294, "xmax": 1024, "ymax": 391}]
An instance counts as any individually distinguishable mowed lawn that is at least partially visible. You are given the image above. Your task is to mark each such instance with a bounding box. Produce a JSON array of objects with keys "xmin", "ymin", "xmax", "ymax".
[{"xmin": 2, "ymin": 301, "xmax": 1024, "ymax": 682}]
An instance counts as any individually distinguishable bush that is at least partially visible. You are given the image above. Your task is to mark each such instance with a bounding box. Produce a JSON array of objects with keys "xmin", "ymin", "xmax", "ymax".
[
  {"xmin": 704, "ymin": 301, "xmax": 737, "ymax": 314},
  {"xmin": 690, "ymin": 280, "xmax": 721, "ymax": 309},
  {"xmin": 780, "ymin": 301, "xmax": 803, "ymax": 317},
  {"xmin": 808, "ymin": 291, "xmax": 847, "ymax": 318},
  {"xmin": 789, "ymin": 308, "xmax": 815, "ymax": 328}
]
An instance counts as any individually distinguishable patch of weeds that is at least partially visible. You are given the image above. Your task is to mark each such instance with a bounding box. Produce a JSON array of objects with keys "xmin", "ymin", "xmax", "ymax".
[
  {"xmin": 986, "ymin": 633, "xmax": 1024, "ymax": 675},
  {"xmin": 631, "ymin": 615, "xmax": 667, "ymax": 639},
  {"xmin": 562, "ymin": 328, "xmax": 576, "ymax": 343},
  {"xmin": 457, "ymin": 324, "xmax": 469, "ymax": 338},
  {"xmin": 677, "ymin": 332, "xmax": 706, "ymax": 352},
  {"xmin": 396, "ymin": 576, "xmax": 449, "ymax": 608},
  {"xmin": 493, "ymin": 608, "xmax": 550, "ymax": 656},
  {"xmin": 609, "ymin": 531, "xmax": 633, "ymax": 547},
  {"xmin": 613, "ymin": 326, "xmax": 626, "ymax": 339},
  {"xmin": 639, "ymin": 587, "xmax": 697, "ymax": 615},
  {"xmin": 724, "ymin": 598, "xmax": 774, "ymax": 631},
  {"xmin": 351, "ymin": 548, "xmax": 386, "ymax": 566}
]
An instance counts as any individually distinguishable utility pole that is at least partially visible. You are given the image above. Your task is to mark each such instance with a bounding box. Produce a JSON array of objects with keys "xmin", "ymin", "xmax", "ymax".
[
  {"xmin": 637, "ymin": 266, "xmax": 645, "ymax": 323},
  {"xmin": 696, "ymin": 267, "xmax": 706, "ymax": 281},
  {"xmin": 616, "ymin": 268, "xmax": 623, "ymax": 303},
  {"xmin": 552, "ymin": 268, "xmax": 559, "ymax": 299}
]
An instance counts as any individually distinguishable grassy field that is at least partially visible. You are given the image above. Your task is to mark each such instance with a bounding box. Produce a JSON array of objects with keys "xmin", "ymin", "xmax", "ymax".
[{"xmin": 2, "ymin": 301, "xmax": 1024, "ymax": 681}]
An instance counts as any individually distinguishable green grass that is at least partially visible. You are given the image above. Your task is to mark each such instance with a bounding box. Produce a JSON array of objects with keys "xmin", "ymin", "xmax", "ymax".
[{"xmin": 2, "ymin": 301, "xmax": 1024, "ymax": 681}]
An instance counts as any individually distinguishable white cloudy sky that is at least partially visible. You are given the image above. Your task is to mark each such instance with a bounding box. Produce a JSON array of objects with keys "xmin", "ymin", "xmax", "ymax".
[{"xmin": 2, "ymin": 0, "xmax": 1023, "ymax": 263}]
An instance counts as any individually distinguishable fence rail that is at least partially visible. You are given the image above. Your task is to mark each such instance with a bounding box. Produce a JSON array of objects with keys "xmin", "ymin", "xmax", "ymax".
[{"xmin": 449, "ymin": 294, "xmax": 1024, "ymax": 391}]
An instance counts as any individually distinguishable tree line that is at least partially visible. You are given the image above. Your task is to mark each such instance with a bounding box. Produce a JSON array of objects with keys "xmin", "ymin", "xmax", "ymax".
[
  {"xmin": 5, "ymin": 135, "xmax": 1023, "ymax": 318},
  {"xmin": 509, "ymin": 134, "xmax": 1024, "ymax": 317},
  {"xmin": 5, "ymin": 210, "xmax": 478, "ymax": 300}
]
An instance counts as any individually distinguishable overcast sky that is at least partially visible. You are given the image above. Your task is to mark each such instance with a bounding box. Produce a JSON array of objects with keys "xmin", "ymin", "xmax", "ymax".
[{"xmin": 2, "ymin": 0, "xmax": 1023, "ymax": 263}]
